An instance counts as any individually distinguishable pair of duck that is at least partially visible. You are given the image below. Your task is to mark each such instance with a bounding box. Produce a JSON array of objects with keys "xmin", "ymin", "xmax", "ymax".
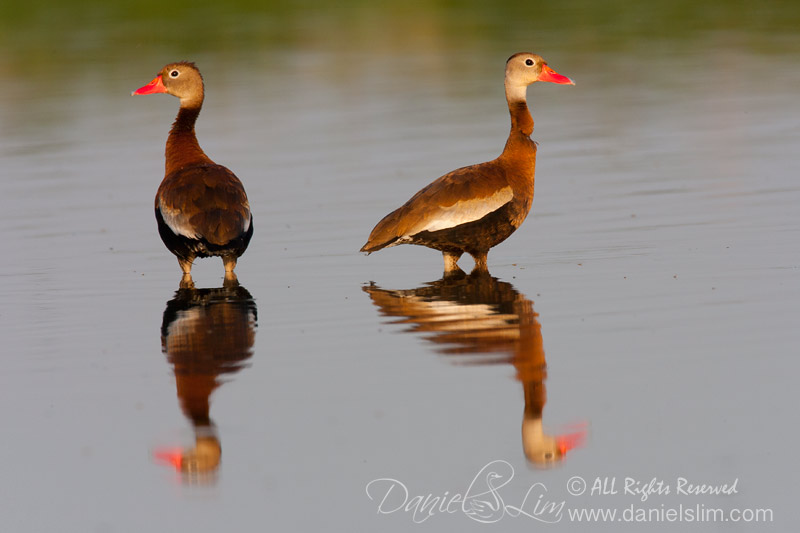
[{"xmin": 133, "ymin": 53, "xmax": 574, "ymax": 281}]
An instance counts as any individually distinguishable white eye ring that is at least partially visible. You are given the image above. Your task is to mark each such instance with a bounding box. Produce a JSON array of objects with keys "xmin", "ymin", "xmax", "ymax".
[
  {"xmin": 169, "ymin": 70, "xmax": 180, "ymax": 78},
  {"xmin": 525, "ymin": 58, "xmax": 534, "ymax": 67}
]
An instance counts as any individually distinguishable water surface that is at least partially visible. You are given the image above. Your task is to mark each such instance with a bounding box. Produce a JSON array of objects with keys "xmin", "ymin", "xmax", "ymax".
[{"xmin": 1, "ymin": 1, "xmax": 798, "ymax": 530}]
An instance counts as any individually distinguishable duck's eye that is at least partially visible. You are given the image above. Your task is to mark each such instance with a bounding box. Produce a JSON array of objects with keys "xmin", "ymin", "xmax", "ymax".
[
  {"xmin": 525, "ymin": 59, "xmax": 534, "ymax": 66},
  {"xmin": 169, "ymin": 70, "xmax": 180, "ymax": 78}
]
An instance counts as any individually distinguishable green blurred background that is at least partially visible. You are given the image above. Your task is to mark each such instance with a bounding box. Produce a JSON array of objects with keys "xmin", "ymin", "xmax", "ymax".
[{"xmin": 2, "ymin": 0, "xmax": 798, "ymax": 74}]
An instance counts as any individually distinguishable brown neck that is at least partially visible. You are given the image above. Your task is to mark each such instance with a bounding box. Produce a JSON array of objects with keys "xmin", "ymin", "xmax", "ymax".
[
  {"xmin": 165, "ymin": 105, "xmax": 213, "ymax": 176},
  {"xmin": 499, "ymin": 100, "xmax": 537, "ymax": 172},
  {"xmin": 509, "ymin": 100, "xmax": 534, "ymax": 136}
]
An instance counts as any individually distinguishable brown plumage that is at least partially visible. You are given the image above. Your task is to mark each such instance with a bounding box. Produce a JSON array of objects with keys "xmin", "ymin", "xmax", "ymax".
[
  {"xmin": 361, "ymin": 53, "xmax": 573, "ymax": 273},
  {"xmin": 133, "ymin": 62, "xmax": 253, "ymax": 285}
]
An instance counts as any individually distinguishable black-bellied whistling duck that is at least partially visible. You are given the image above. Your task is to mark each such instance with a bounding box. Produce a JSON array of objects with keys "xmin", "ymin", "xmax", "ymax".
[
  {"xmin": 133, "ymin": 62, "xmax": 253, "ymax": 286},
  {"xmin": 361, "ymin": 53, "xmax": 573, "ymax": 273}
]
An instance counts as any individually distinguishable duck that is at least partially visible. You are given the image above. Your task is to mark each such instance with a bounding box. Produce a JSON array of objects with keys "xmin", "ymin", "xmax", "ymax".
[
  {"xmin": 133, "ymin": 62, "xmax": 253, "ymax": 285},
  {"xmin": 360, "ymin": 53, "xmax": 573, "ymax": 273}
]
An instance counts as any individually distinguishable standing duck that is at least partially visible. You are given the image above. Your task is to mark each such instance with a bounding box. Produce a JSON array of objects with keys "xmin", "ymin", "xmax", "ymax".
[
  {"xmin": 360, "ymin": 53, "xmax": 573, "ymax": 273},
  {"xmin": 133, "ymin": 62, "xmax": 253, "ymax": 285}
]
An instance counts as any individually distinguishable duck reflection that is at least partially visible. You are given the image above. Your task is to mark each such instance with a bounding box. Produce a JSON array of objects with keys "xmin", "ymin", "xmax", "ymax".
[
  {"xmin": 364, "ymin": 270, "xmax": 585, "ymax": 467},
  {"xmin": 154, "ymin": 281, "xmax": 257, "ymax": 480}
]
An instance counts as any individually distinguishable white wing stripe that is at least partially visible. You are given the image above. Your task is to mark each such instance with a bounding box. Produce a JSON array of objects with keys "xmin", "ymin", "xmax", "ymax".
[
  {"xmin": 159, "ymin": 200, "xmax": 199, "ymax": 239},
  {"xmin": 418, "ymin": 187, "xmax": 513, "ymax": 233}
]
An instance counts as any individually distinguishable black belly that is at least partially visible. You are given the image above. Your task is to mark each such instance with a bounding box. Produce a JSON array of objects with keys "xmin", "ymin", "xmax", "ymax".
[
  {"xmin": 155, "ymin": 208, "xmax": 254, "ymax": 261},
  {"xmin": 409, "ymin": 202, "xmax": 519, "ymax": 256}
]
